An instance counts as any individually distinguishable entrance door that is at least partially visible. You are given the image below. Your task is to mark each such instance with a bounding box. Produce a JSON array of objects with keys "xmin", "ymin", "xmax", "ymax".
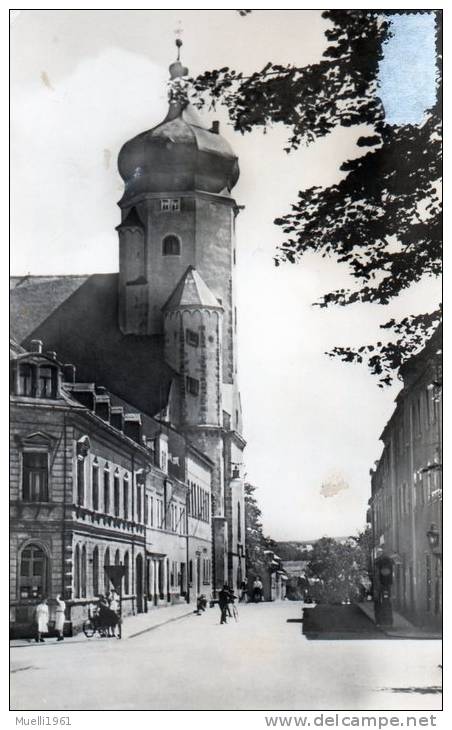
[{"xmin": 136, "ymin": 554, "xmax": 143, "ymax": 613}]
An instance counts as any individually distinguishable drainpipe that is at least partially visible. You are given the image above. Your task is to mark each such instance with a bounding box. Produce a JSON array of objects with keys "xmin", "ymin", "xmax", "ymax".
[
  {"xmin": 211, "ymin": 494, "xmax": 217, "ymax": 599},
  {"xmin": 131, "ymin": 451, "xmax": 135, "ymax": 615},
  {"xmin": 185, "ymin": 486, "xmax": 190, "ymax": 604},
  {"xmin": 61, "ymin": 412, "xmax": 68, "ymax": 598}
]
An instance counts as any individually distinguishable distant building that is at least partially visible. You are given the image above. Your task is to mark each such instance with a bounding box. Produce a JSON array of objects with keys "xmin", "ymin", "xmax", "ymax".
[
  {"xmin": 10, "ymin": 340, "xmax": 213, "ymax": 636},
  {"xmin": 259, "ymin": 550, "xmax": 287, "ymax": 601},
  {"xmin": 368, "ymin": 328, "xmax": 442, "ymax": 629}
]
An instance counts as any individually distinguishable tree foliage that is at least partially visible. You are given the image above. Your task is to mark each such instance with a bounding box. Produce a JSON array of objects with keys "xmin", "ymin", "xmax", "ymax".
[
  {"xmin": 244, "ymin": 482, "xmax": 279, "ymax": 577},
  {"xmin": 307, "ymin": 536, "xmax": 370, "ymax": 603},
  {"xmin": 188, "ymin": 10, "xmax": 442, "ymax": 384}
]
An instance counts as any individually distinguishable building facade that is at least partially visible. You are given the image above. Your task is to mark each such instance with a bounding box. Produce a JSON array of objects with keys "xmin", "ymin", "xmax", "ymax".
[
  {"xmin": 10, "ymin": 49, "xmax": 246, "ymax": 601},
  {"xmin": 368, "ymin": 329, "xmax": 442, "ymax": 629},
  {"xmin": 10, "ymin": 340, "xmax": 213, "ymax": 636}
]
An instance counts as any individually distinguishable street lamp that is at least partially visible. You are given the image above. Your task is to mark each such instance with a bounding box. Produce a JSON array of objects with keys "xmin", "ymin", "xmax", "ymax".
[{"xmin": 426, "ymin": 523, "xmax": 440, "ymax": 552}]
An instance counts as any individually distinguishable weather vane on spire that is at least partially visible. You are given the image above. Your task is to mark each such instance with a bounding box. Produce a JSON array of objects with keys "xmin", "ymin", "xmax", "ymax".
[
  {"xmin": 174, "ymin": 21, "xmax": 183, "ymax": 61},
  {"xmin": 169, "ymin": 21, "xmax": 188, "ymax": 80}
]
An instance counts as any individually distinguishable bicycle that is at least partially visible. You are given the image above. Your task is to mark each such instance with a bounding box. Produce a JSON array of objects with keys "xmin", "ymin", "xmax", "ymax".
[{"xmin": 82, "ymin": 605, "xmax": 121, "ymax": 639}]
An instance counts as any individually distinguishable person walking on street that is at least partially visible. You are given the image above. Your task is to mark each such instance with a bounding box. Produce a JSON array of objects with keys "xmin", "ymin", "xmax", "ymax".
[
  {"xmin": 54, "ymin": 594, "xmax": 66, "ymax": 641},
  {"xmin": 218, "ymin": 585, "xmax": 230, "ymax": 625},
  {"xmin": 34, "ymin": 597, "xmax": 49, "ymax": 643},
  {"xmin": 253, "ymin": 576, "xmax": 263, "ymax": 603},
  {"xmin": 239, "ymin": 580, "xmax": 247, "ymax": 603}
]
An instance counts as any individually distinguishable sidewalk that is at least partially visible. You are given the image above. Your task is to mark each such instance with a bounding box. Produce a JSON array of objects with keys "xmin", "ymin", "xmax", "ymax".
[
  {"xmin": 10, "ymin": 602, "xmax": 195, "ymax": 648},
  {"xmin": 357, "ymin": 602, "xmax": 442, "ymax": 639}
]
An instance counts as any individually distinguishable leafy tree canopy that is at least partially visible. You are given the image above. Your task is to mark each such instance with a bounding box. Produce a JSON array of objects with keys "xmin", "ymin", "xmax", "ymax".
[
  {"xmin": 307, "ymin": 537, "xmax": 370, "ymax": 603},
  {"xmin": 185, "ymin": 10, "xmax": 442, "ymax": 385}
]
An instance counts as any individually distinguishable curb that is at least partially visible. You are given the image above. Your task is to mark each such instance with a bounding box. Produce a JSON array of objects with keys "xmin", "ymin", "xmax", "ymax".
[
  {"xmin": 356, "ymin": 603, "xmax": 441, "ymax": 640},
  {"xmin": 126, "ymin": 610, "xmax": 194, "ymax": 639}
]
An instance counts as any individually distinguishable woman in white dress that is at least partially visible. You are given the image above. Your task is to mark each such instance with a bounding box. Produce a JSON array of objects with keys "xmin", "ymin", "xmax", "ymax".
[
  {"xmin": 34, "ymin": 598, "xmax": 49, "ymax": 643},
  {"xmin": 54, "ymin": 594, "xmax": 66, "ymax": 641}
]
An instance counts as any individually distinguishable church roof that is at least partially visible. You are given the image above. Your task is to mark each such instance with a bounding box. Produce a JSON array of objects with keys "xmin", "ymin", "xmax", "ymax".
[
  {"xmin": 163, "ymin": 266, "xmax": 222, "ymax": 311},
  {"xmin": 10, "ymin": 273, "xmax": 178, "ymax": 418}
]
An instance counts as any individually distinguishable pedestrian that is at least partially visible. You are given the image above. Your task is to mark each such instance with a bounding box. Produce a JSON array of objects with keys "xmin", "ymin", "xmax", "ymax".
[
  {"xmin": 34, "ymin": 596, "xmax": 49, "ymax": 643},
  {"xmin": 195, "ymin": 594, "xmax": 207, "ymax": 615},
  {"xmin": 54, "ymin": 594, "xmax": 66, "ymax": 642},
  {"xmin": 253, "ymin": 576, "xmax": 263, "ymax": 603},
  {"xmin": 108, "ymin": 589, "xmax": 119, "ymax": 614},
  {"xmin": 218, "ymin": 585, "xmax": 230, "ymax": 625},
  {"xmin": 239, "ymin": 580, "xmax": 247, "ymax": 603}
]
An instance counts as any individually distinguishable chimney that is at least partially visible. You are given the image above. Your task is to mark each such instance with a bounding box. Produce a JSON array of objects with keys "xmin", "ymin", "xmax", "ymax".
[
  {"xmin": 211, "ymin": 120, "xmax": 220, "ymax": 134},
  {"xmin": 124, "ymin": 413, "xmax": 142, "ymax": 443},
  {"xmin": 30, "ymin": 339, "xmax": 43, "ymax": 354},
  {"xmin": 64, "ymin": 364, "xmax": 76, "ymax": 383},
  {"xmin": 46, "ymin": 351, "xmax": 57, "ymax": 360},
  {"xmin": 95, "ymin": 394, "xmax": 111, "ymax": 423},
  {"xmin": 110, "ymin": 406, "xmax": 124, "ymax": 432}
]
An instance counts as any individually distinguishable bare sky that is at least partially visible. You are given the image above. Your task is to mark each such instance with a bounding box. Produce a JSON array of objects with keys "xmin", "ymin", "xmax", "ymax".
[{"xmin": 10, "ymin": 9, "xmax": 440, "ymax": 541}]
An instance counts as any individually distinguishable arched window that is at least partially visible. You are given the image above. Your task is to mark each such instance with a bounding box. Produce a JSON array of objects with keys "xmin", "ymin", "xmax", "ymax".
[
  {"xmin": 74, "ymin": 545, "xmax": 81, "ymax": 599},
  {"xmin": 92, "ymin": 546, "xmax": 99, "ymax": 596},
  {"xmin": 104, "ymin": 548, "xmax": 110, "ymax": 595},
  {"xmin": 115, "ymin": 549, "xmax": 120, "ymax": 567},
  {"xmin": 103, "ymin": 466, "xmax": 110, "ymax": 514},
  {"xmin": 162, "ymin": 234, "xmax": 180, "ymax": 256},
  {"xmin": 92, "ymin": 460, "xmax": 99, "ymax": 511},
  {"xmin": 123, "ymin": 476, "xmax": 129, "ymax": 520},
  {"xmin": 124, "ymin": 552, "xmax": 129, "ymax": 595},
  {"xmin": 237, "ymin": 501, "xmax": 241, "ymax": 542},
  {"xmin": 81, "ymin": 545, "xmax": 87, "ymax": 598},
  {"xmin": 19, "ymin": 544, "xmax": 48, "ymax": 600},
  {"xmin": 114, "ymin": 471, "xmax": 120, "ymax": 517},
  {"xmin": 76, "ymin": 456, "xmax": 85, "ymax": 506}
]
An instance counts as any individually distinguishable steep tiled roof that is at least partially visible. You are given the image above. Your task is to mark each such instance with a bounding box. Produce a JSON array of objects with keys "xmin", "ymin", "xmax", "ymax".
[
  {"xmin": 10, "ymin": 274, "xmax": 178, "ymax": 418},
  {"xmin": 10, "ymin": 275, "xmax": 89, "ymax": 342}
]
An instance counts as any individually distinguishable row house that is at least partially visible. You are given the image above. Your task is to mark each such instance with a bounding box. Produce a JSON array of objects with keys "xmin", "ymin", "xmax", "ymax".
[
  {"xmin": 368, "ymin": 328, "xmax": 442, "ymax": 629},
  {"xmin": 10, "ymin": 340, "xmax": 213, "ymax": 637}
]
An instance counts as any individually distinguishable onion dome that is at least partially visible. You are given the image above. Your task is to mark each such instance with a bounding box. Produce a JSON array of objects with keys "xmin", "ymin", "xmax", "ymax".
[{"xmin": 118, "ymin": 43, "xmax": 239, "ymax": 203}]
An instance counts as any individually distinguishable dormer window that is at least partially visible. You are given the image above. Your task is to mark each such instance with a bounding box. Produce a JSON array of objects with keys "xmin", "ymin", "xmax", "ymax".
[
  {"xmin": 14, "ymin": 358, "xmax": 59, "ymax": 399},
  {"xmin": 162, "ymin": 234, "xmax": 181, "ymax": 256},
  {"xmin": 19, "ymin": 364, "xmax": 33, "ymax": 396},
  {"xmin": 39, "ymin": 366, "xmax": 53, "ymax": 398}
]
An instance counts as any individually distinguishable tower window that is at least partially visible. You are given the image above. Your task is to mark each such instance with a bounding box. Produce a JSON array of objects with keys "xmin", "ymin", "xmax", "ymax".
[
  {"xmin": 186, "ymin": 376, "xmax": 199, "ymax": 396},
  {"xmin": 161, "ymin": 198, "xmax": 180, "ymax": 212},
  {"xmin": 186, "ymin": 329, "xmax": 199, "ymax": 347},
  {"xmin": 162, "ymin": 235, "xmax": 181, "ymax": 256}
]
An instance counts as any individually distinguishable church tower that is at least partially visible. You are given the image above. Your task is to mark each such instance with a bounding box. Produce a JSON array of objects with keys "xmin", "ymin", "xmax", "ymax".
[{"xmin": 116, "ymin": 44, "xmax": 246, "ymax": 590}]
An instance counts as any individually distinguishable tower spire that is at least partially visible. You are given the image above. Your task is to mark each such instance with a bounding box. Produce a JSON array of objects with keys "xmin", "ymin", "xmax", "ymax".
[{"xmin": 169, "ymin": 25, "xmax": 188, "ymax": 79}]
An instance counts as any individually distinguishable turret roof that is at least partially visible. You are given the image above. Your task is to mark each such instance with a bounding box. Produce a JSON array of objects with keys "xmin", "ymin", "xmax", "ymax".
[{"xmin": 163, "ymin": 266, "xmax": 222, "ymax": 311}]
